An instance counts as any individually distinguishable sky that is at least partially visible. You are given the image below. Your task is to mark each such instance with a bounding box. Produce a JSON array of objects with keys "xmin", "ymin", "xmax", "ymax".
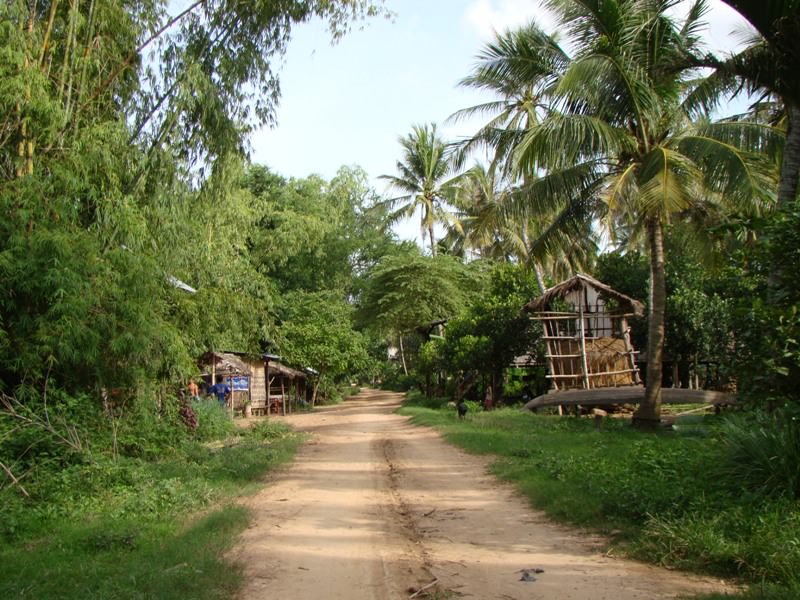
[{"xmin": 248, "ymin": 0, "xmax": 753, "ymax": 241}]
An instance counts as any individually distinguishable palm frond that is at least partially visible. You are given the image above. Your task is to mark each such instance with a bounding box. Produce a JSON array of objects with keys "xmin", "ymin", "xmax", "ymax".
[
  {"xmin": 556, "ymin": 53, "xmax": 661, "ymax": 130},
  {"xmin": 676, "ymin": 131, "xmax": 778, "ymax": 211},
  {"xmin": 526, "ymin": 182, "xmax": 603, "ymax": 261},
  {"xmin": 682, "ymin": 69, "xmax": 743, "ymax": 119},
  {"xmin": 514, "ymin": 112, "xmax": 636, "ymax": 173},
  {"xmin": 637, "ymin": 146, "xmax": 698, "ymax": 217}
]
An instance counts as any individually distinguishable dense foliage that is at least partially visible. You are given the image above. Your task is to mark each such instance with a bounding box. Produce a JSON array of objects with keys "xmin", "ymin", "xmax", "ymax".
[
  {"xmin": 2, "ymin": 1, "xmax": 800, "ymax": 597},
  {"xmin": 0, "ymin": 0, "xmax": 391, "ymax": 515}
]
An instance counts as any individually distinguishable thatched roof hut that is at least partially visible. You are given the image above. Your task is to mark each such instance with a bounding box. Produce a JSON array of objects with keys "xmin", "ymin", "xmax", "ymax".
[
  {"xmin": 523, "ymin": 274, "xmax": 643, "ymax": 392},
  {"xmin": 524, "ymin": 273, "xmax": 644, "ymax": 316},
  {"xmin": 199, "ymin": 351, "xmax": 309, "ymax": 416}
]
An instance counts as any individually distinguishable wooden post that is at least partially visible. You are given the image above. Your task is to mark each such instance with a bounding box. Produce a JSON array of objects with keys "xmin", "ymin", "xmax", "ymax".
[
  {"xmin": 578, "ymin": 298, "xmax": 590, "ymax": 390},
  {"xmin": 281, "ymin": 379, "xmax": 286, "ymax": 416},
  {"xmin": 265, "ymin": 361, "xmax": 271, "ymax": 416},
  {"xmin": 621, "ymin": 317, "xmax": 640, "ymax": 385},
  {"xmin": 543, "ymin": 318, "xmax": 558, "ymax": 391}
]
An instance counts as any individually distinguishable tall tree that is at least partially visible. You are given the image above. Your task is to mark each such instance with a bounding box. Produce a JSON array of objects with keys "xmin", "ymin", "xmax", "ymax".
[
  {"xmin": 0, "ymin": 0, "xmax": 385, "ymax": 405},
  {"xmin": 449, "ymin": 21, "xmax": 567, "ymax": 175},
  {"xmin": 277, "ymin": 290, "xmax": 370, "ymax": 406},
  {"xmin": 444, "ymin": 163, "xmax": 597, "ymax": 290},
  {"xmin": 715, "ymin": 1, "xmax": 800, "ymax": 204},
  {"xmin": 488, "ymin": 0, "xmax": 780, "ymax": 427},
  {"xmin": 448, "ymin": 24, "xmax": 596, "ymax": 291},
  {"xmin": 356, "ymin": 250, "xmax": 476, "ymax": 373},
  {"xmin": 378, "ymin": 124, "xmax": 460, "ymax": 256}
]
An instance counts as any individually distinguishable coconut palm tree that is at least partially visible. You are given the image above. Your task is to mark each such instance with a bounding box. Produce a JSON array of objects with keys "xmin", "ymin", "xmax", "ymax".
[
  {"xmin": 716, "ymin": 1, "xmax": 800, "ymax": 205},
  {"xmin": 448, "ymin": 22, "xmax": 568, "ymax": 175},
  {"xmin": 500, "ymin": 0, "xmax": 781, "ymax": 427},
  {"xmin": 443, "ymin": 163, "xmax": 597, "ymax": 291},
  {"xmin": 447, "ymin": 24, "xmax": 595, "ymax": 291},
  {"xmin": 378, "ymin": 124, "xmax": 461, "ymax": 256}
]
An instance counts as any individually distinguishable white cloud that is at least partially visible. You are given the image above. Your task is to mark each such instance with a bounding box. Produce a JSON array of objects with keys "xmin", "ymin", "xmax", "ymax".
[{"xmin": 462, "ymin": 0, "xmax": 555, "ymax": 40}]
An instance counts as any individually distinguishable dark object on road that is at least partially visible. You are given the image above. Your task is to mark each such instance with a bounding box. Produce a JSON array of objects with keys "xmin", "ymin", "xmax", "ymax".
[
  {"xmin": 518, "ymin": 567, "xmax": 544, "ymax": 582},
  {"xmin": 457, "ymin": 400, "xmax": 468, "ymax": 419}
]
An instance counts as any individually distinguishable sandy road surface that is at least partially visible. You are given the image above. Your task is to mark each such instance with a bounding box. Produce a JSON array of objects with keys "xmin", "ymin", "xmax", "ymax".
[{"xmin": 230, "ymin": 388, "xmax": 733, "ymax": 599}]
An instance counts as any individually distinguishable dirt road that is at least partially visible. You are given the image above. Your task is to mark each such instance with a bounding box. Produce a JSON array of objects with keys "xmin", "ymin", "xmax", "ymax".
[{"xmin": 230, "ymin": 388, "xmax": 733, "ymax": 599}]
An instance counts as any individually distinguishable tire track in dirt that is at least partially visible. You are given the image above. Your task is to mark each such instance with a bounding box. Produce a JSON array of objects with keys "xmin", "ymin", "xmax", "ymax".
[
  {"xmin": 379, "ymin": 437, "xmax": 440, "ymax": 596},
  {"xmin": 230, "ymin": 389, "xmax": 736, "ymax": 599}
]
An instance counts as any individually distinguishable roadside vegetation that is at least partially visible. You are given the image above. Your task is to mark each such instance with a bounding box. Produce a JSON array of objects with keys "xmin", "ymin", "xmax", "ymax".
[
  {"xmin": 3, "ymin": 1, "xmax": 799, "ymax": 598},
  {"xmin": 401, "ymin": 394, "xmax": 800, "ymax": 599},
  {"xmin": 0, "ymin": 404, "xmax": 302, "ymax": 600}
]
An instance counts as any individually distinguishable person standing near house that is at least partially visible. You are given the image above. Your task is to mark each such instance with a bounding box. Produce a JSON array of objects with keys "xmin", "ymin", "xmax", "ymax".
[
  {"xmin": 484, "ymin": 385, "xmax": 494, "ymax": 411},
  {"xmin": 187, "ymin": 378, "xmax": 200, "ymax": 401},
  {"xmin": 209, "ymin": 380, "xmax": 231, "ymax": 408}
]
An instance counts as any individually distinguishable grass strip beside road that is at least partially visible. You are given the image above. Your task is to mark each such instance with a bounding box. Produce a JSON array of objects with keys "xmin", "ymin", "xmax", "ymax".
[
  {"xmin": 399, "ymin": 395, "xmax": 800, "ymax": 600},
  {"xmin": 0, "ymin": 420, "xmax": 303, "ymax": 600}
]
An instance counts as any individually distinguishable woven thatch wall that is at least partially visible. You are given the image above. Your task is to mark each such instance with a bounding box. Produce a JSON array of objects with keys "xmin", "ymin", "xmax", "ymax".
[
  {"xmin": 548, "ymin": 337, "xmax": 636, "ymax": 390},
  {"xmin": 249, "ymin": 363, "xmax": 266, "ymax": 409}
]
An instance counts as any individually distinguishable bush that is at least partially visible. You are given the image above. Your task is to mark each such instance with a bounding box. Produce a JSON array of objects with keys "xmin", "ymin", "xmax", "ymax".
[
  {"xmin": 192, "ymin": 399, "xmax": 237, "ymax": 442},
  {"xmin": 245, "ymin": 420, "xmax": 293, "ymax": 442},
  {"xmin": 380, "ymin": 370, "xmax": 417, "ymax": 392},
  {"xmin": 713, "ymin": 409, "xmax": 800, "ymax": 500},
  {"xmin": 637, "ymin": 500, "xmax": 800, "ymax": 584}
]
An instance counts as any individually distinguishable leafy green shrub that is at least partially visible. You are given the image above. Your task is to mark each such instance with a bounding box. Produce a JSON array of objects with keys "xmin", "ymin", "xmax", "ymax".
[
  {"xmin": 713, "ymin": 410, "xmax": 800, "ymax": 500},
  {"xmin": 192, "ymin": 399, "xmax": 237, "ymax": 442},
  {"xmin": 381, "ymin": 370, "xmax": 417, "ymax": 392}
]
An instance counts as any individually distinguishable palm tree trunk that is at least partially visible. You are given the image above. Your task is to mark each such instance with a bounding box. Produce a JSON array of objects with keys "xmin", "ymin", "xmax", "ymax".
[
  {"xmin": 428, "ymin": 223, "xmax": 437, "ymax": 256},
  {"xmin": 532, "ymin": 260, "xmax": 547, "ymax": 294},
  {"xmin": 634, "ymin": 217, "xmax": 665, "ymax": 429},
  {"xmin": 778, "ymin": 103, "xmax": 800, "ymax": 206}
]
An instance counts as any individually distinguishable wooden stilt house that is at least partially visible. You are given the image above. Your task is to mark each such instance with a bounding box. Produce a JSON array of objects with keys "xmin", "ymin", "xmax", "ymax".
[{"xmin": 523, "ymin": 274, "xmax": 644, "ymax": 392}]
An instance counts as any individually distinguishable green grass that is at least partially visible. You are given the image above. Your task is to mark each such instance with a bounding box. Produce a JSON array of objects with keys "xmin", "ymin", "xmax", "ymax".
[
  {"xmin": 0, "ymin": 420, "xmax": 303, "ymax": 600},
  {"xmin": 400, "ymin": 399, "xmax": 800, "ymax": 599}
]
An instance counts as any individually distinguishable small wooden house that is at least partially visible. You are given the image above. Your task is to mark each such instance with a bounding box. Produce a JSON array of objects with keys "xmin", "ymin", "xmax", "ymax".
[
  {"xmin": 199, "ymin": 352, "xmax": 308, "ymax": 416},
  {"xmin": 523, "ymin": 274, "xmax": 644, "ymax": 392},
  {"xmin": 263, "ymin": 357, "xmax": 308, "ymax": 415}
]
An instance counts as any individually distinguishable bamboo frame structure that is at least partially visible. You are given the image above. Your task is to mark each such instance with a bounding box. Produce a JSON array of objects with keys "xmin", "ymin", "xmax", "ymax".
[{"xmin": 524, "ymin": 274, "xmax": 644, "ymax": 392}]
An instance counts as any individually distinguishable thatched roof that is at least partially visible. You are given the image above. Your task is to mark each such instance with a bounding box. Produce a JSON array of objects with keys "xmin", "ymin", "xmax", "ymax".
[
  {"xmin": 199, "ymin": 351, "xmax": 308, "ymax": 380},
  {"xmin": 523, "ymin": 273, "xmax": 645, "ymax": 317},
  {"xmin": 207, "ymin": 352, "xmax": 252, "ymax": 374},
  {"xmin": 267, "ymin": 361, "xmax": 305, "ymax": 379}
]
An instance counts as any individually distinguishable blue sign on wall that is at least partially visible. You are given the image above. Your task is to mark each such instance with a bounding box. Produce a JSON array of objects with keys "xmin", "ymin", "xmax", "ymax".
[{"xmin": 232, "ymin": 376, "xmax": 249, "ymax": 391}]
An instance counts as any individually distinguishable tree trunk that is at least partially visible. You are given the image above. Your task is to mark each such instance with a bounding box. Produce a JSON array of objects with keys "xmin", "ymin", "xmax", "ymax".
[
  {"xmin": 311, "ymin": 376, "xmax": 321, "ymax": 407},
  {"xmin": 399, "ymin": 334, "xmax": 408, "ymax": 376},
  {"xmin": 532, "ymin": 260, "xmax": 547, "ymax": 294},
  {"xmin": 492, "ymin": 369, "xmax": 504, "ymax": 405},
  {"xmin": 428, "ymin": 223, "xmax": 437, "ymax": 257},
  {"xmin": 778, "ymin": 102, "xmax": 800, "ymax": 206},
  {"xmin": 634, "ymin": 217, "xmax": 665, "ymax": 429}
]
